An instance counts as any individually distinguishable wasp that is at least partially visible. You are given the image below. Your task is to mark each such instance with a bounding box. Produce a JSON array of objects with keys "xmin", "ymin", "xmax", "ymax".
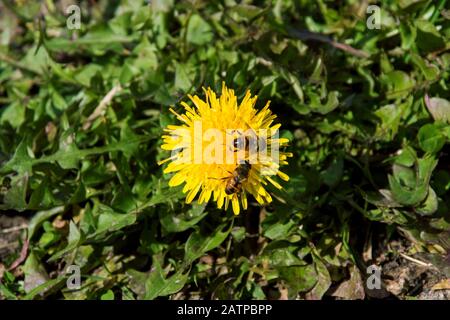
[{"xmin": 225, "ymin": 160, "xmax": 251, "ymax": 195}]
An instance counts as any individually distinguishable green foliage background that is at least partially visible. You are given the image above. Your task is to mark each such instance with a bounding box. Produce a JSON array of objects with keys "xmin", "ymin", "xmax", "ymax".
[{"xmin": 0, "ymin": 0, "xmax": 449, "ymax": 299}]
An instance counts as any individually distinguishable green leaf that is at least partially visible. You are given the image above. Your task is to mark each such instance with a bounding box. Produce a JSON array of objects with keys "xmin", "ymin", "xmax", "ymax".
[
  {"xmin": 278, "ymin": 264, "xmax": 318, "ymax": 298},
  {"xmin": 263, "ymin": 219, "xmax": 295, "ymax": 240},
  {"xmin": 388, "ymin": 155, "xmax": 438, "ymax": 206},
  {"xmin": 1, "ymin": 173, "xmax": 28, "ymax": 211},
  {"xmin": 429, "ymin": 217, "xmax": 450, "ymax": 231},
  {"xmin": 395, "ymin": 146, "xmax": 417, "ymax": 167},
  {"xmin": 399, "ymin": 21, "xmax": 417, "ymax": 50},
  {"xmin": 160, "ymin": 203, "xmax": 208, "ymax": 233},
  {"xmin": 47, "ymin": 221, "xmax": 84, "ymax": 262},
  {"xmin": 100, "ymin": 290, "xmax": 115, "ymax": 300},
  {"xmin": 27, "ymin": 206, "xmax": 65, "ymax": 240},
  {"xmin": 410, "ymin": 54, "xmax": 439, "ymax": 81},
  {"xmin": 306, "ymin": 255, "xmax": 331, "ymax": 300},
  {"xmin": 87, "ymin": 202, "xmax": 137, "ymax": 241},
  {"xmin": 393, "ymin": 164, "xmax": 416, "ymax": 188},
  {"xmin": 229, "ymin": 4, "xmax": 264, "ymax": 21},
  {"xmin": 174, "ymin": 62, "xmax": 195, "ymax": 92},
  {"xmin": 22, "ymin": 278, "xmax": 63, "ymax": 300},
  {"xmin": 418, "ymin": 123, "xmax": 446, "ymax": 153},
  {"xmin": 415, "ymin": 187, "xmax": 438, "ymax": 216},
  {"xmin": 231, "ymin": 226, "xmax": 246, "ymax": 242},
  {"xmin": 57, "ymin": 132, "xmax": 80, "ymax": 169},
  {"xmin": 45, "ymin": 25, "xmax": 134, "ymax": 54},
  {"xmin": 264, "ymin": 242, "xmax": 306, "ymax": 267},
  {"xmin": 23, "ymin": 251, "xmax": 50, "ymax": 295},
  {"xmin": 0, "ymin": 282, "xmax": 18, "ymax": 300},
  {"xmin": 313, "ymin": 91, "xmax": 340, "ymax": 115},
  {"xmin": 143, "ymin": 261, "xmax": 189, "ymax": 300},
  {"xmin": 1, "ymin": 135, "xmax": 152, "ymax": 175},
  {"xmin": 184, "ymin": 223, "xmax": 231, "ymax": 263},
  {"xmin": 375, "ymin": 97, "xmax": 412, "ymax": 140},
  {"xmin": 321, "ymin": 155, "xmax": 344, "ymax": 187},
  {"xmin": 0, "ymin": 101, "xmax": 25, "ymax": 128},
  {"xmin": 381, "ymin": 71, "xmax": 415, "ymax": 100},
  {"xmin": 415, "ymin": 20, "xmax": 446, "ymax": 53},
  {"xmin": 186, "ymin": 14, "xmax": 213, "ymax": 45}
]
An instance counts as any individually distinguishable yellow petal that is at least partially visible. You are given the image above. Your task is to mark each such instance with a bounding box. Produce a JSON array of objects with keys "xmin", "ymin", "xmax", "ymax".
[
  {"xmin": 224, "ymin": 196, "xmax": 230, "ymax": 210},
  {"xmin": 217, "ymin": 190, "xmax": 225, "ymax": 208},
  {"xmin": 277, "ymin": 171, "xmax": 290, "ymax": 181},
  {"xmin": 266, "ymin": 176, "xmax": 282, "ymax": 189},
  {"xmin": 264, "ymin": 192, "xmax": 272, "ymax": 203},
  {"xmin": 241, "ymin": 192, "xmax": 248, "ymax": 210},
  {"xmin": 232, "ymin": 196, "xmax": 240, "ymax": 215},
  {"xmin": 157, "ymin": 155, "xmax": 177, "ymax": 166},
  {"xmin": 168, "ymin": 173, "xmax": 185, "ymax": 187},
  {"xmin": 186, "ymin": 183, "xmax": 201, "ymax": 204},
  {"xmin": 199, "ymin": 188, "xmax": 212, "ymax": 203}
]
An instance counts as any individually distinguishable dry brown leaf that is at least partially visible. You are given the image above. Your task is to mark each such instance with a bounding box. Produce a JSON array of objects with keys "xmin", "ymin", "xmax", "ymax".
[
  {"xmin": 431, "ymin": 279, "xmax": 450, "ymax": 291},
  {"xmin": 332, "ymin": 265, "xmax": 365, "ymax": 300}
]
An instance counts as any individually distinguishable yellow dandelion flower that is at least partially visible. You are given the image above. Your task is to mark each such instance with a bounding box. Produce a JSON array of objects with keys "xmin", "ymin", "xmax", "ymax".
[{"xmin": 158, "ymin": 83, "xmax": 292, "ymax": 215}]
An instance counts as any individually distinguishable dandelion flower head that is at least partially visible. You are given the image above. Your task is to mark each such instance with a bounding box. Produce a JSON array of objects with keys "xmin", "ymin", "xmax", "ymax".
[{"xmin": 159, "ymin": 83, "xmax": 292, "ymax": 215}]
